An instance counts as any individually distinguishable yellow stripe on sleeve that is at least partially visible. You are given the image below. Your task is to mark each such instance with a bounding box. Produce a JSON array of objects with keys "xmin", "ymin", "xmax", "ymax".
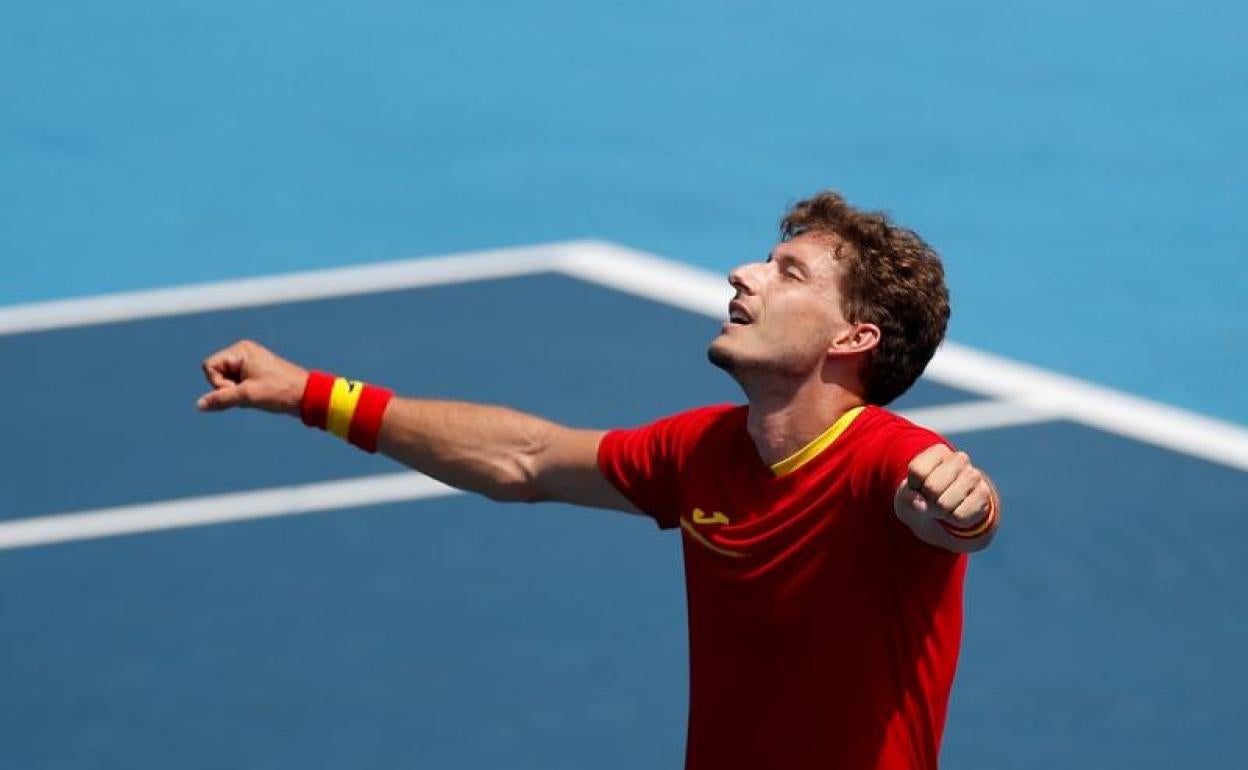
[{"xmin": 326, "ymin": 378, "xmax": 365, "ymax": 439}]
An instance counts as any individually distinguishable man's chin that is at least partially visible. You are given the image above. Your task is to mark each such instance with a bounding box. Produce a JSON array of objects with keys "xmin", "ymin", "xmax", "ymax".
[{"xmin": 706, "ymin": 338, "xmax": 738, "ymax": 373}]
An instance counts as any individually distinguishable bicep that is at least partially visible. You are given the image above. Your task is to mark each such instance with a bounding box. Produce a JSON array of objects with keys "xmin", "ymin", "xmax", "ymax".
[{"xmin": 532, "ymin": 427, "xmax": 643, "ymax": 515}]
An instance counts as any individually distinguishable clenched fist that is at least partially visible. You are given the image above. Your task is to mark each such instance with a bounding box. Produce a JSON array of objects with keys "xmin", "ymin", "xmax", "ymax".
[
  {"xmin": 197, "ymin": 340, "xmax": 308, "ymax": 415},
  {"xmin": 894, "ymin": 444, "xmax": 998, "ymax": 541}
]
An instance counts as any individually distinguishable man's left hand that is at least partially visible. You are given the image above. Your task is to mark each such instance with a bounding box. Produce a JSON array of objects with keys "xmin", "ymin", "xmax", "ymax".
[{"xmin": 894, "ymin": 444, "xmax": 997, "ymax": 537}]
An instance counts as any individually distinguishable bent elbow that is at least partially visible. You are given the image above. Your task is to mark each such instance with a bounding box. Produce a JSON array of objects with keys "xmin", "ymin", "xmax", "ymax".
[
  {"xmin": 480, "ymin": 454, "xmax": 546, "ymax": 504},
  {"xmin": 481, "ymin": 479, "xmax": 544, "ymax": 504}
]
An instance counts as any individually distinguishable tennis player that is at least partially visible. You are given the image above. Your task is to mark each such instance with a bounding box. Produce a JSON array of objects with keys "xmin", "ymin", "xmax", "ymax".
[{"xmin": 198, "ymin": 190, "xmax": 1000, "ymax": 769}]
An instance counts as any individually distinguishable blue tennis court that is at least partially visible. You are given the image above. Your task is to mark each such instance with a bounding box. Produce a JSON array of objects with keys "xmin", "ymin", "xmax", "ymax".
[
  {"xmin": 2, "ymin": 244, "xmax": 1246, "ymax": 768},
  {"xmin": 5, "ymin": 0, "xmax": 1247, "ymax": 765}
]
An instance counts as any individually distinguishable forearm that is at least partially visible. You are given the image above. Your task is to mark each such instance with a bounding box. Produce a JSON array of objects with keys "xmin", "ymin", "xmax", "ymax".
[
  {"xmin": 375, "ymin": 397, "xmax": 559, "ymax": 503},
  {"xmin": 196, "ymin": 341, "xmax": 619, "ymax": 509}
]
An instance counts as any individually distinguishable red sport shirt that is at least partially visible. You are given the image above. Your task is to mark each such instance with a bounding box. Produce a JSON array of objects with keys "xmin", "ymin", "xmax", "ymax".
[{"xmin": 597, "ymin": 403, "xmax": 967, "ymax": 770}]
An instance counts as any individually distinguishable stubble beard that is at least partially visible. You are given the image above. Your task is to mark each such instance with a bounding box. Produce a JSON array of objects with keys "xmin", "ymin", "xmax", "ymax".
[
  {"xmin": 706, "ymin": 332, "xmax": 743, "ymax": 376},
  {"xmin": 707, "ymin": 331, "xmax": 824, "ymax": 396},
  {"xmin": 706, "ymin": 334, "xmax": 783, "ymax": 389}
]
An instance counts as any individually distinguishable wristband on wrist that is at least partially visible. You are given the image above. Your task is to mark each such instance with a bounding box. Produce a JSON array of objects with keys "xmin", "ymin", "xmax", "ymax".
[
  {"xmin": 300, "ymin": 370, "xmax": 394, "ymax": 453},
  {"xmin": 937, "ymin": 493, "xmax": 999, "ymax": 540}
]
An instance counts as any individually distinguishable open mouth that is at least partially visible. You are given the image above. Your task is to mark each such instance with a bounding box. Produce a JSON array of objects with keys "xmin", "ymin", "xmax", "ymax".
[{"xmin": 728, "ymin": 301, "xmax": 752, "ymax": 325}]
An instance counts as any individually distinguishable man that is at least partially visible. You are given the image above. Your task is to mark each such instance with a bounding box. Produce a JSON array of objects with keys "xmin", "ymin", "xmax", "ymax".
[{"xmin": 198, "ymin": 190, "xmax": 999, "ymax": 769}]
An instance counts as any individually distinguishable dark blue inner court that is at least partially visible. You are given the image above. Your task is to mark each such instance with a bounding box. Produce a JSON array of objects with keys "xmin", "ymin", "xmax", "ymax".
[{"xmin": 2, "ymin": 274, "xmax": 1245, "ymax": 769}]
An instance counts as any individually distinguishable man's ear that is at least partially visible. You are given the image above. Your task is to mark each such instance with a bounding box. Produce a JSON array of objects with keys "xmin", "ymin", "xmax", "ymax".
[{"xmin": 827, "ymin": 322, "xmax": 880, "ymax": 357}]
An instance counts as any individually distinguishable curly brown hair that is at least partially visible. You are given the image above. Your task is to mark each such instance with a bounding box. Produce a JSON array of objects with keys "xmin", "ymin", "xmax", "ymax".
[{"xmin": 780, "ymin": 191, "xmax": 949, "ymax": 406}]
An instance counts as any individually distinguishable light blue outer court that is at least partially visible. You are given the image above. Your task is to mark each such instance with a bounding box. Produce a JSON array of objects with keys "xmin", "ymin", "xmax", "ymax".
[
  {"xmin": 3, "ymin": 0, "xmax": 1246, "ymax": 425},
  {"xmin": 3, "ymin": 2, "xmax": 1247, "ymax": 769}
]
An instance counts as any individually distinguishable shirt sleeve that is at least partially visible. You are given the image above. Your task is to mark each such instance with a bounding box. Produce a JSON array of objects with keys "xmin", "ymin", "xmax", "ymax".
[
  {"xmin": 597, "ymin": 407, "xmax": 717, "ymax": 530},
  {"xmin": 880, "ymin": 425, "xmax": 953, "ymax": 493},
  {"xmin": 871, "ymin": 421, "xmax": 959, "ymax": 553}
]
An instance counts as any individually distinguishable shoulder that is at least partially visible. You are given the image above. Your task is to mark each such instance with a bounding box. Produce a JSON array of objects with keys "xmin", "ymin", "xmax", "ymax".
[
  {"xmin": 684, "ymin": 403, "xmax": 747, "ymax": 436},
  {"xmin": 673, "ymin": 402, "xmax": 743, "ymax": 426},
  {"xmin": 620, "ymin": 403, "xmax": 743, "ymax": 438},
  {"xmin": 601, "ymin": 403, "xmax": 744, "ymax": 457},
  {"xmin": 660, "ymin": 403, "xmax": 745, "ymax": 455},
  {"xmin": 848, "ymin": 406, "xmax": 953, "ymax": 482},
  {"xmin": 855, "ymin": 405, "xmax": 948, "ymax": 444}
]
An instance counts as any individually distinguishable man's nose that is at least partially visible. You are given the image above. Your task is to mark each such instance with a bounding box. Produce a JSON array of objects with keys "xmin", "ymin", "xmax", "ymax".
[{"xmin": 728, "ymin": 263, "xmax": 759, "ymax": 296}]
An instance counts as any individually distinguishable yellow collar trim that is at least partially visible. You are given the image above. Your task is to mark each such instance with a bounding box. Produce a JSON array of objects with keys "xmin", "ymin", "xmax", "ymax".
[{"xmin": 769, "ymin": 406, "xmax": 866, "ymax": 477}]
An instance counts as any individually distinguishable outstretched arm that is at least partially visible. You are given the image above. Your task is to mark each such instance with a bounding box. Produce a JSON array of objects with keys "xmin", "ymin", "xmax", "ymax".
[
  {"xmin": 893, "ymin": 444, "xmax": 1000, "ymax": 553},
  {"xmin": 197, "ymin": 340, "xmax": 641, "ymax": 513}
]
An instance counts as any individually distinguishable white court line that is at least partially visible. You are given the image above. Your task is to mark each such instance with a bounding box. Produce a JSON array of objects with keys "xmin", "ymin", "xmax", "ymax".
[
  {"xmin": 0, "ymin": 400, "xmax": 1037, "ymax": 551},
  {"xmin": 921, "ymin": 344, "xmax": 1248, "ymax": 473},
  {"xmin": 0, "ymin": 474, "xmax": 456, "ymax": 550},
  {"xmin": 562, "ymin": 241, "xmax": 1248, "ymax": 473},
  {"xmin": 897, "ymin": 400, "xmax": 1056, "ymax": 436},
  {"xmin": 0, "ymin": 241, "xmax": 579, "ymax": 337},
  {"xmin": 2, "ymin": 239, "xmax": 1247, "ymax": 551}
]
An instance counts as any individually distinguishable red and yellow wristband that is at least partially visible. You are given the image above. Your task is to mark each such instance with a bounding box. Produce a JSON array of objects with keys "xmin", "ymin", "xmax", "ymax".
[
  {"xmin": 300, "ymin": 371, "xmax": 394, "ymax": 453},
  {"xmin": 937, "ymin": 492, "xmax": 1000, "ymax": 540}
]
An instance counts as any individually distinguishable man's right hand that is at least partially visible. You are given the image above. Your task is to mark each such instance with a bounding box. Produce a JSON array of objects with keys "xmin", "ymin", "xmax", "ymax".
[
  {"xmin": 197, "ymin": 340, "xmax": 308, "ymax": 415},
  {"xmin": 195, "ymin": 340, "xmax": 640, "ymax": 514}
]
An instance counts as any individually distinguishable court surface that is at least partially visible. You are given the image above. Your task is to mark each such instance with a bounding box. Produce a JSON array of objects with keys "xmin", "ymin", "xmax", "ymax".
[
  {"xmin": 2, "ymin": 242, "xmax": 1246, "ymax": 769},
  {"xmin": 5, "ymin": 0, "xmax": 1247, "ymax": 426}
]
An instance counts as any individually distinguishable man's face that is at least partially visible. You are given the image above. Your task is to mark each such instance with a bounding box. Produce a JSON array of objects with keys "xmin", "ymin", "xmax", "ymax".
[{"xmin": 707, "ymin": 232, "xmax": 859, "ymax": 382}]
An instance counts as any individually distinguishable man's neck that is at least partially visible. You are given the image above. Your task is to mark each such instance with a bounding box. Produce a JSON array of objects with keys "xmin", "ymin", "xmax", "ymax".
[{"xmin": 743, "ymin": 378, "xmax": 867, "ymax": 468}]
